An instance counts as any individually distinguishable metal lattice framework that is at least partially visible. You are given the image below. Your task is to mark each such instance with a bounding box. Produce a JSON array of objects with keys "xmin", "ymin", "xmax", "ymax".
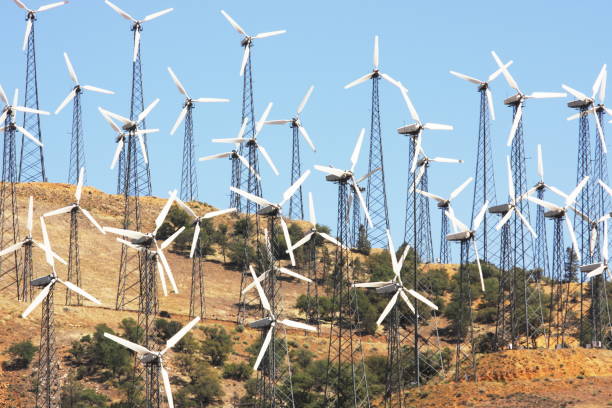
[
  {"xmin": 493, "ymin": 207, "xmax": 515, "ymax": 349},
  {"xmin": 67, "ymin": 90, "xmax": 84, "ymax": 184},
  {"xmin": 19, "ymin": 14, "xmax": 46, "ymax": 183},
  {"xmin": 289, "ymin": 124, "xmax": 304, "ymax": 220},
  {"xmin": 0, "ymin": 121, "xmax": 22, "ymax": 299},
  {"xmin": 533, "ymin": 185, "xmax": 550, "ymax": 279},
  {"xmin": 180, "ymin": 105, "xmax": 197, "ymax": 202},
  {"xmin": 365, "ymin": 75, "xmax": 390, "ymax": 247},
  {"xmin": 323, "ymin": 181, "xmax": 371, "ymax": 408},
  {"xmin": 35, "ymin": 286, "xmax": 59, "ymax": 408},
  {"xmin": 470, "ymin": 87, "xmax": 498, "ymax": 264}
]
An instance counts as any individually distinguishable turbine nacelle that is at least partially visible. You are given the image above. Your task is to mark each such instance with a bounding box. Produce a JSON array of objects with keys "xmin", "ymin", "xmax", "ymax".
[
  {"xmin": 375, "ymin": 282, "xmax": 401, "ymax": 294},
  {"xmin": 325, "ymin": 170, "xmax": 353, "ymax": 183},
  {"xmin": 543, "ymin": 208, "xmax": 567, "ymax": 219},
  {"xmin": 397, "ymin": 123, "xmax": 424, "ymax": 136},
  {"xmin": 256, "ymin": 204, "xmax": 281, "ymax": 217},
  {"xmin": 446, "ymin": 230, "xmax": 475, "ymax": 242},
  {"xmin": 248, "ymin": 317, "xmax": 274, "ymax": 329},
  {"xmin": 31, "ymin": 275, "xmax": 54, "ymax": 287}
]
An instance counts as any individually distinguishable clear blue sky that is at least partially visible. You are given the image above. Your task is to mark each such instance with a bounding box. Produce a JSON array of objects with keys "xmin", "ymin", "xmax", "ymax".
[{"xmin": 2, "ymin": 0, "xmax": 609, "ymax": 256}]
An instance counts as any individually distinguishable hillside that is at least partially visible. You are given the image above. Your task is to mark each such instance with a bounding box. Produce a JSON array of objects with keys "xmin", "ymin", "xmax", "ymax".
[{"xmin": 0, "ymin": 182, "xmax": 610, "ymax": 407}]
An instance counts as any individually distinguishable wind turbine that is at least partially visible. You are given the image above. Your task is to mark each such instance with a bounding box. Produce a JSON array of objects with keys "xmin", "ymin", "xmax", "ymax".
[
  {"xmin": 0, "ymin": 85, "xmax": 48, "ymax": 124},
  {"xmin": 345, "ymin": 167, "xmax": 380, "ymax": 248},
  {"xmin": 580, "ymin": 217, "xmax": 610, "ymax": 280},
  {"xmin": 12, "ymin": 0, "xmax": 67, "ymax": 182},
  {"xmin": 417, "ymin": 177, "xmax": 473, "ymax": 263},
  {"xmin": 230, "ymin": 170, "xmax": 311, "ymax": 266},
  {"xmin": 315, "ymin": 128, "xmax": 373, "ymax": 228},
  {"xmin": 265, "ymin": 86, "xmax": 316, "ymax": 219},
  {"xmin": 103, "ymin": 191, "xmax": 185, "ymax": 297},
  {"xmin": 410, "ymin": 145, "xmax": 463, "ymax": 192},
  {"xmin": 247, "ymin": 265, "xmax": 316, "ymax": 371},
  {"xmin": 43, "ymin": 168, "xmax": 105, "ymax": 305},
  {"xmin": 104, "ymin": 317, "xmax": 201, "ymax": 408},
  {"xmin": 173, "ymin": 198, "xmax": 236, "ymax": 318},
  {"xmin": 220, "ymin": 10, "xmax": 286, "ymax": 77},
  {"xmin": 55, "ymin": 53, "xmax": 114, "ymax": 184},
  {"xmin": 167, "ymin": 66, "xmax": 229, "ymax": 202}
]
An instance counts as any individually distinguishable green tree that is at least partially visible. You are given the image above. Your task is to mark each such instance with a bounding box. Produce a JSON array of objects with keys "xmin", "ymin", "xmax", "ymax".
[
  {"xmin": 355, "ymin": 225, "xmax": 371, "ymax": 255},
  {"xmin": 216, "ymin": 223, "xmax": 229, "ymax": 263},
  {"xmin": 175, "ymin": 360, "xmax": 224, "ymax": 406},
  {"xmin": 3, "ymin": 340, "xmax": 38, "ymax": 370},
  {"xmin": 61, "ymin": 373, "xmax": 109, "ymax": 407},
  {"xmin": 222, "ymin": 362, "xmax": 251, "ymax": 381},
  {"xmin": 201, "ymin": 325, "xmax": 233, "ymax": 366}
]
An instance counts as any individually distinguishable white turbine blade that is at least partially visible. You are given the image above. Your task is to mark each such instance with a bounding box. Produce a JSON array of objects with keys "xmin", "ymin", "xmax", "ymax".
[
  {"xmin": 278, "ymin": 267, "xmax": 312, "ymax": 283},
  {"xmin": 155, "ymin": 191, "xmax": 177, "ymax": 232},
  {"xmin": 116, "ymin": 238, "xmax": 143, "ymax": 251},
  {"xmin": 298, "ymin": 126, "xmax": 316, "ymax": 152},
  {"xmin": 75, "ymin": 167, "xmax": 85, "ymax": 202},
  {"xmin": 449, "ymin": 71, "xmax": 482, "ymax": 86},
  {"xmin": 103, "ymin": 333, "xmax": 151, "ymax": 355},
  {"xmin": 253, "ymin": 30, "xmax": 286, "ymax": 39},
  {"xmin": 593, "ymin": 66, "xmax": 607, "ymax": 99},
  {"xmin": 422, "ymin": 123, "xmax": 453, "ymax": 131},
  {"xmin": 561, "ymin": 84, "xmax": 589, "ymax": 101},
  {"xmin": 377, "ymin": 292, "xmax": 400, "ymax": 325},
  {"xmin": 586, "ymin": 265, "xmax": 606, "ymax": 280},
  {"xmin": 449, "ymin": 177, "xmax": 474, "ymax": 202},
  {"xmin": 103, "ymin": 227, "xmax": 145, "ymax": 240},
  {"xmin": 162, "ymin": 317, "xmax": 201, "ymax": 354},
  {"xmin": 22, "ymin": 282, "xmax": 53, "ymax": 318},
  {"xmin": 487, "ymin": 60, "xmax": 514, "ymax": 82},
  {"xmin": 398, "ymin": 243, "xmax": 411, "ymax": 268},
  {"xmin": 566, "ymin": 176, "xmax": 589, "ymax": 207},
  {"xmin": 278, "ymin": 319, "xmax": 316, "ymax": 332},
  {"xmin": 80, "ymin": 208, "xmax": 105, "ymax": 235},
  {"xmin": 308, "ymin": 192, "xmax": 317, "ymax": 226},
  {"xmin": 15, "ymin": 125, "xmax": 42, "ymax": 147},
  {"xmin": 603, "ymin": 218, "xmax": 609, "ymax": 262},
  {"xmin": 160, "ymin": 365, "xmax": 174, "ymax": 408},
  {"xmin": 253, "ymin": 327, "xmax": 273, "ymax": 371},
  {"xmin": 280, "ymin": 218, "xmax": 296, "ymax": 266},
  {"xmin": 406, "ymin": 289, "xmax": 438, "ymax": 310},
  {"xmin": 599, "ymin": 179, "xmax": 612, "ymax": 196},
  {"xmin": 192, "ymin": 97, "xmax": 230, "ymax": 103},
  {"xmin": 601, "ymin": 70, "xmax": 608, "ymax": 104},
  {"xmin": 12, "ymin": 0, "xmax": 28, "ymax": 11},
  {"xmin": 161, "ymin": 227, "xmax": 185, "ymax": 250},
  {"xmin": 410, "ymin": 164, "xmax": 426, "ymax": 192},
  {"xmin": 548, "ymin": 185, "xmax": 569, "ymax": 201},
  {"xmin": 495, "ymin": 209, "xmax": 514, "ymax": 231},
  {"xmin": 199, "ymin": 152, "xmax": 231, "ymax": 161},
  {"xmin": 22, "ymin": 19, "xmax": 32, "ymax": 51},
  {"xmin": 410, "ymin": 132, "xmax": 422, "ymax": 173},
  {"xmin": 288, "ymin": 230, "xmax": 313, "ymax": 251},
  {"xmin": 318, "ymin": 232, "xmax": 346, "ymax": 249},
  {"xmin": 297, "ymin": 85, "xmax": 314, "ymax": 115},
  {"xmin": 386, "ymin": 229, "xmax": 399, "ymax": 277},
  {"xmin": 486, "ymin": 88, "xmax": 496, "ymax": 121},
  {"xmin": 142, "ymin": 8, "xmax": 173, "ymax": 22},
  {"xmin": 0, "ymin": 84, "xmax": 8, "ymax": 105},
  {"xmin": 239, "ymin": 45, "xmax": 250, "ymax": 77},
  {"xmin": 57, "ymin": 278, "xmax": 101, "ymax": 305},
  {"xmin": 132, "ymin": 28, "xmax": 141, "ymax": 62},
  {"xmin": 220, "ymin": 10, "xmax": 246, "ymax": 35},
  {"xmin": 444, "ymin": 209, "xmax": 468, "ymax": 232},
  {"xmin": 353, "ymin": 177, "xmax": 373, "ymax": 227},
  {"xmin": 137, "ymin": 134, "xmax": 148, "ymax": 164},
  {"xmin": 472, "ymin": 240, "xmax": 485, "ymax": 292},
  {"xmin": 507, "ymin": 103, "xmax": 522, "ymax": 147},
  {"xmin": 99, "ymin": 109, "xmax": 123, "ymax": 134},
  {"xmin": 242, "ymin": 271, "xmax": 267, "ymax": 294},
  {"xmin": 430, "ymin": 156, "xmax": 462, "ymax": 163},
  {"xmin": 249, "ymin": 266, "xmax": 271, "ymax": 312},
  {"xmin": 565, "ymin": 216, "xmax": 581, "ymax": 261},
  {"xmin": 257, "ymin": 145, "xmax": 280, "ymax": 176},
  {"xmin": 173, "ymin": 197, "xmax": 196, "ymax": 220},
  {"xmin": 473, "ymin": 201, "xmax": 489, "ymax": 231},
  {"xmin": 282, "ymin": 170, "xmax": 310, "ymax": 205},
  {"xmin": 491, "ymin": 51, "xmax": 520, "ymax": 92},
  {"xmin": 527, "ymin": 92, "xmax": 567, "ymax": 99},
  {"xmin": 265, "ymin": 120, "xmax": 291, "ymax": 125},
  {"xmin": 353, "ymin": 281, "xmax": 390, "ymax": 288},
  {"xmin": 203, "ymin": 208, "xmax": 236, "ymax": 219},
  {"xmin": 39, "ymin": 216, "xmax": 54, "ymax": 266},
  {"xmin": 379, "ymin": 72, "xmax": 401, "ymax": 88},
  {"xmin": 237, "ymin": 154, "xmax": 261, "ymax": 180},
  {"xmin": 27, "ymin": 196, "xmax": 34, "ymax": 234},
  {"xmin": 43, "ymin": 205, "xmax": 73, "ymax": 217},
  {"xmin": 350, "ymin": 128, "xmax": 366, "ymax": 172},
  {"xmin": 344, "ymin": 72, "xmax": 374, "ymax": 89},
  {"xmin": 313, "ymin": 165, "xmax": 345, "ymax": 178},
  {"xmin": 0, "ymin": 241, "xmax": 24, "ymax": 257},
  {"xmin": 590, "ymin": 226, "xmax": 598, "ymax": 257},
  {"xmin": 527, "ymin": 196, "xmax": 562, "ymax": 212},
  {"xmin": 448, "ymin": 206, "xmax": 460, "ymax": 233},
  {"xmin": 31, "ymin": 240, "xmax": 67, "ymax": 265},
  {"xmin": 255, "ymin": 102, "xmax": 274, "ymax": 136},
  {"xmin": 63, "ymin": 52, "xmax": 78, "ymax": 84},
  {"xmin": 515, "ymin": 209, "xmax": 537, "ymax": 238},
  {"xmin": 356, "ymin": 167, "xmax": 381, "ymax": 184},
  {"xmin": 398, "ymin": 289, "xmax": 416, "ymax": 314},
  {"xmin": 593, "ymin": 112, "xmax": 607, "ymax": 154},
  {"xmin": 157, "ymin": 249, "xmax": 179, "ymax": 294},
  {"xmin": 13, "ymin": 105, "xmax": 49, "ymax": 116},
  {"xmin": 110, "ymin": 139, "xmax": 124, "ymax": 170},
  {"xmin": 167, "ymin": 67, "xmax": 188, "ymax": 97},
  {"xmin": 373, "ymin": 35, "xmax": 379, "ymax": 69},
  {"xmin": 212, "ymin": 137, "xmax": 247, "ymax": 144},
  {"xmin": 138, "ymin": 98, "xmax": 160, "ymax": 124},
  {"xmin": 189, "ymin": 222, "xmax": 200, "ymax": 259},
  {"xmin": 566, "ymin": 111, "xmax": 583, "ymax": 121},
  {"xmin": 81, "ymin": 85, "xmax": 114, "ymax": 95},
  {"xmin": 104, "ymin": 0, "xmax": 135, "ymax": 21},
  {"xmin": 229, "ymin": 187, "xmax": 272, "ymax": 207},
  {"xmin": 398, "ymin": 83, "xmax": 420, "ymax": 122},
  {"xmin": 100, "ymin": 108, "xmax": 131, "ymax": 126},
  {"xmin": 170, "ymin": 106, "xmax": 188, "ymax": 136}
]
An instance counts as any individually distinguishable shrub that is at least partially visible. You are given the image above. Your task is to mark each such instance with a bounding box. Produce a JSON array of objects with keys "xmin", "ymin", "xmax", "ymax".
[
  {"xmin": 3, "ymin": 340, "xmax": 38, "ymax": 370},
  {"xmin": 201, "ymin": 326, "xmax": 233, "ymax": 366},
  {"xmin": 175, "ymin": 360, "xmax": 224, "ymax": 406},
  {"xmin": 61, "ymin": 374, "xmax": 109, "ymax": 407},
  {"xmin": 222, "ymin": 362, "xmax": 251, "ymax": 381}
]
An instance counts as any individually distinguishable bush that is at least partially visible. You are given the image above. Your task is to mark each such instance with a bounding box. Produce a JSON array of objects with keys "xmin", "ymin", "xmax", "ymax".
[
  {"xmin": 61, "ymin": 374, "xmax": 109, "ymax": 407},
  {"xmin": 222, "ymin": 362, "xmax": 251, "ymax": 381},
  {"xmin": 475, "ymin": 306, "xmax": 497, "ymax": 324},
  {"xmin": 3, "ymin": 340, "xmax": 38, "ymax": 370},
  {"xmin": 227, "ymin": 240, "xmax": 256, "ymax": 268},
  {"xmin": 201, "ymin": 326, "xmax": 233, "ymax": 366},
  {"xmin": 175, "ymin": 360, "xmax": 224, "ymax": 406}
]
